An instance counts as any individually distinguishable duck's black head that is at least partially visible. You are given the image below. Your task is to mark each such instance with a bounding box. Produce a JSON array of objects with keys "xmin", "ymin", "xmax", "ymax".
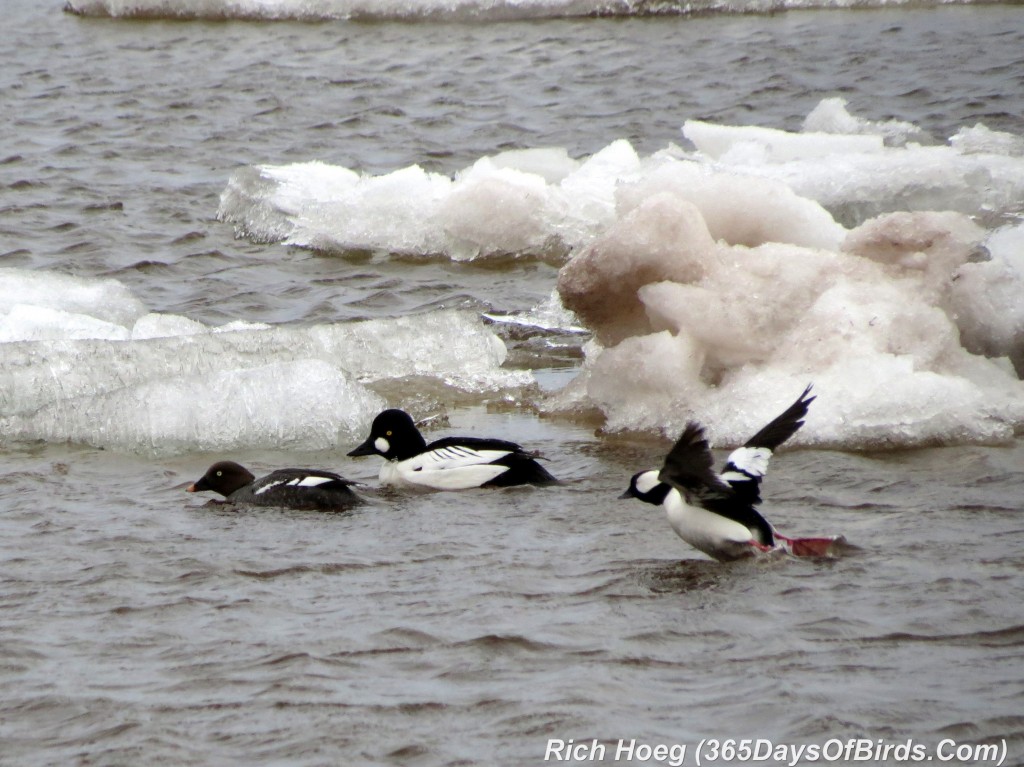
[
  {"xmin": 347, "ymin": 408, "xmax": 427, "ymax": 461},
  {"xmin": 187, "ymin": 461, "xmax": 256, "ymax": 498},
  {"xmin": 620, "ymin": 470, "xmax": 672, "ymax": 505}
]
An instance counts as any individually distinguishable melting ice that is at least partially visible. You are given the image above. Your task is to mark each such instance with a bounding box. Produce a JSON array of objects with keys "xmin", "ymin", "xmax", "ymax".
[
  {"xmin": 0, "ymin": 268, "xmax": 531, "ymax": 455},
  {"xmin": 219, "ymin": 99, "xmax": 1024, "ymax": 448},
  {"xmin": 63, "ymin": 0, "xmax": 995, "ymax": 20}
]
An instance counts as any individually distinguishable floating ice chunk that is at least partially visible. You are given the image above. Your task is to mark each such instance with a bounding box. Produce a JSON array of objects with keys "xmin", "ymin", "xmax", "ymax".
[
  {"xmin": 557, "ymin": 193, "xmax": 716, "ymax": 346},
  {"xmin": 0, "ymin": 304, "xmax": 131, "ymax": 343},
  {"xmin": 552, "ymin": 198, "xmax": 1024, "ymax": 448},
  {"xmin": 985, "ymin": 224, "xmax": 1024, "ymax": 274},
  {"xmin": 290, "ymin": 164, "xmax": 452, "ymax": 254},
  {"xmin": 214, "ymin": 319, "xmax": 274, "ymax": 333},
  {"xmin": 130, "ymin": 313, "xmax": 272, "ymax": 340},
  {"xmin": 65, "ymin": 0, "xmax": 621, "ymax": 22},
  {"xmin": 557, "ymin": 139, "xmax": 642, "ymax": 242},
  {"xmin": 0, "ymin": 268, "xmax": 146, "ymax": 327},
  {"xmin": 0, "ymin": 360, "xmax": 383, "ymax": 455},
  {"xmin": 802, "ymin": 97, "xmax": 929, "ymax": 147},
  {"xmin": 218, "ymin": 140, "xmax": 645, "ymax": 260},
  {"xmin": 777, "ymin": 145, "xmax": 1024, "ymax": 225},
  {"xmin": 460, "ymin": 147, "xmax": 579, "ymax": 185},
  {"xmin": 949, "ymin": 223, "xmax": 1024, "ymax": 374},
  {"xmin": 0, "ymin": 310, "xmax": 530, "ymax": 454},
  {"xmin": 65, "ymin": 0, "xmax": 339, "ymax": 20},
  {"xmin": 440, "ymin": 165, "xmax": 561, "ymax": 260},
  {"xmin": 950, "ymin": 124, "xmax": 1024, "ymax": 157},
  {"xmin": 483, "ymin": 291, "xmax": 587, "ymax": 335},
  {"xmin": 583, "ymin": 331, "xmax": 706, "ymax": 434},
  {"xmin": 131, "ymin": 313, "xmax": 210, "ymax": 340},
  {"xmin": 218, "ymin": 102, "xmax": 1024, "ymax": 271},
  {"xmin": 306, "ymin": 311, "xmax": 531, "ymax": 391},
  {"xmin": 617, "ymin": 157, "xmax": 846, "ymax": 250},
  {"xmin": 220, "ymin": 161, "xmax": 453, "ymax": 254},
  {"xmin": 683, "ymin": 119, "xmax": 884, "ymax": 163},
  {"xmin": 842, "ymin": 210, "xmax": 986, "ymax": 304},
  {"xmin": 687, "ymin": 105, "xmax": 1024, "ymax": 225}
]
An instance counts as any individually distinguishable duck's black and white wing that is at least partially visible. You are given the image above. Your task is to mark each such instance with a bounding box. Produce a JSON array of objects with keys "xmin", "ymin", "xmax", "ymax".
[
  {"xmin": 422, "ymin": 437, "xmax": 521, "ymax": 467},
  {"xmin": 657, "ymin": 422, "xmax": 734, "ymax": 502},
  {"xmin": 659, "ymin": 422, "xmax": 775, "ymax": 546},
  {"xmin": 392, "ymin": 439, "xmax": 516, "ymax": 490},
  {"xmin": 254, "ymin": 468, "xmax": 356, "ymax": 493},
  {"xmin": 395, "ymin": 437, "xmax": 555, "ymax": 489},
  {"xmin": 247, "ymin": 469, "xmax": 360, "ymax": 509},
  {"xmin": 720, "ymin": 384, "xmax": 814, "ymax": 505},
  {"xmin": 742, "ymin": 384, "xmax": 814, "ymax": 451}
]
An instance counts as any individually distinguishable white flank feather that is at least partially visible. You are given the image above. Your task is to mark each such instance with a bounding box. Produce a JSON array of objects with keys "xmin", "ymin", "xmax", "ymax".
[
  {"xmin": 254, "ymin": 480, "xmax": 285, "ymax": 495},
  {"xmin": 289, "ymin": 476, "xmax": 335, "ymax": 487}
]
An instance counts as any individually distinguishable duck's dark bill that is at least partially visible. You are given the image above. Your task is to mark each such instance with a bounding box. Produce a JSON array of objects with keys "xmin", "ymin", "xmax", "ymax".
[{"xmin": 347, "ymin": 438, "xmax": 377, "ymax": 457}]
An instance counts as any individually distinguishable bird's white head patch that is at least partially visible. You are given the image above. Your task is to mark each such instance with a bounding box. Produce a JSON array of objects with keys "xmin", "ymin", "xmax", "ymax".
[{"xmin": 634, "ymin": 470, "xmax": 661, "ymax": 495}]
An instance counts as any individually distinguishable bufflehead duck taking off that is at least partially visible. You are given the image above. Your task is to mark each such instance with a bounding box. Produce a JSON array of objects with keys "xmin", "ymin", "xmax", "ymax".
[
  {"xmin": 621, "ymin": 385, "xmax": 843, "ymax": 561},
  {"xmin": 348, "ymin": 408, "xmax": 557, "ymax": 491},
  {"xmin": 187, "ymin": 461, "xmax": 361, "ymax": 511}
]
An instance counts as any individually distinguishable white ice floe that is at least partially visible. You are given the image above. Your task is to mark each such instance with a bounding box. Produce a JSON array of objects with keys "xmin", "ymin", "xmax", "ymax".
[
  {"xmin": 65, "ymin": 0, "xmax": 951, "ymax": 21},
  {"xmin": 801, "ymin": 97, "xmax": 929, "ymax": 147},
  {"xmin": 0, "ymin": 270, "xmax": 530, "ymax": 454},
  {"xmin": 218, "ymin": 143, "xmax": 639, "ymax": 261},
  {"xmin": 213, "ymin": 100, "xmax": 1024, "ymax": 448},
  {"xmin": 1, "ymin": 360, "xmax": 381, "ymax": 455},
  {"xmin": 220, "ymin": 100, "xmax": 1024, "ymax": 262},
  {"xmin": 551, "ymin": 191, "xmax": 1024, "ymax": 447},
  {"xmin": 0, "ymin": 269, "xmax": 146, "ymax": 327},
  {"xmin": 682, "ymin": 100, "xmax": 1024, "ymax": 226}
]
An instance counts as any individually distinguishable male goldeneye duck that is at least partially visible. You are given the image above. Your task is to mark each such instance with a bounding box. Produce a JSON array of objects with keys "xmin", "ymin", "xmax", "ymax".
[
  {"xmin": 347, "ymin": 408, "xmax": 557, "ymax": 491},
  {"xmin": 187, "ymin": 461, "xmax": 360, "ymax": 511},
  {"xmin": 622, "ymin": 385, "xmax": 842, "ymax": 561}
]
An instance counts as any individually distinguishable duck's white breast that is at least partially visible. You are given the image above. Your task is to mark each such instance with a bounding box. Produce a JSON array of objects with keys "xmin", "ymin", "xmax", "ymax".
[{"xmin": 663, "ymin": 489, "xmax": 754, "ymax": 557}]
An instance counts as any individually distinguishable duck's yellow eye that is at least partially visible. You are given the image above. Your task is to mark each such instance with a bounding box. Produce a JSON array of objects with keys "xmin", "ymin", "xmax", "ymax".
[
  {"xmin": 216, "ymin": 471, "xmax": 223, "ymax": 477},
  {"xmin": 386, "ymin": 430, "xmax": 392, "ymax": 436}
]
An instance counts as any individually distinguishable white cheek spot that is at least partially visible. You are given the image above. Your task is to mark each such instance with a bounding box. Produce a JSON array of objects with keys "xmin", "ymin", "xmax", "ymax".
[
  {"xmin": 374, "ymin": 437, "xmax": 390, "ymax": 454},
  {"xmin": 635, "ymin": 470, "xmax": 660, "ymax": 495}
]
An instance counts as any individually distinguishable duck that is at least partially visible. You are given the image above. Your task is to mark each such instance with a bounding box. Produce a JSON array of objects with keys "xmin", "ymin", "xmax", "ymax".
[
  {"xmin": 347, "ymin": 408, "xmax": 557, "ymax": 491},
  {"xmin": 621, "ymin": 385, "xmax": 841, "ymax": 561},
  {"xmin": 186, "ymin": 460, "xmax": 361, "ymax": 510}
]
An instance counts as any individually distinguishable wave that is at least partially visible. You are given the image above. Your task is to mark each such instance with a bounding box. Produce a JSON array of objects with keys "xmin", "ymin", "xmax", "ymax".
[{"xmin": 63, "ymin": 0, "xmax": 1008, "ymax": 21}]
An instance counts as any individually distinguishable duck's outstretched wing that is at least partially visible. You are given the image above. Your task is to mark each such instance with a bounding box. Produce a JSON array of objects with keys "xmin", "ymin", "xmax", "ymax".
[
  {"xmin": 720, "ymin": 384, "xmax": 814, "ymax": 505},
  {"xmin": 658, "ymin": 422, "xmax": 733, "ymax": 500},
  {"xmin": 659, "ymin": 422, "xmax": 774, "ymax": 545},
  {"xmin": 742, "ymin": 384, "xmax": 815, "ymax": 450}
]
